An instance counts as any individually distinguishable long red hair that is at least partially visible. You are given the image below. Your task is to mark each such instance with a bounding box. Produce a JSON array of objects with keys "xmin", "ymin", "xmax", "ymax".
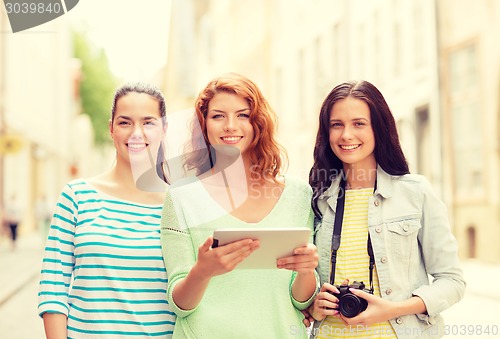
[{"xmin": 184, "ymin": 73, "xmax": 287, "ymax": 183}]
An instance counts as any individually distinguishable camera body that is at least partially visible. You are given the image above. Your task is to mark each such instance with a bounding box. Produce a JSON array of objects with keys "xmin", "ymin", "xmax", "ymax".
[{"xmin": 329, "ymin": 281, "xmax": 372, "ymax": 318}]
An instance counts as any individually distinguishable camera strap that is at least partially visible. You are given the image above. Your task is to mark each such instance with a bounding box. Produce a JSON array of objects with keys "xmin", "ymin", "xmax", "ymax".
[{"xmin": 329, "ymin": 178, "xmax": 375, "ymax": 293}]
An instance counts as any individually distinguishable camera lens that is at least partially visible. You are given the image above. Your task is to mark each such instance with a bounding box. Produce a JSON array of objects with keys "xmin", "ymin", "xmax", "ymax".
[{"xmin": 338, "ymin": 294, "xmax": 367, "ymax": 318}]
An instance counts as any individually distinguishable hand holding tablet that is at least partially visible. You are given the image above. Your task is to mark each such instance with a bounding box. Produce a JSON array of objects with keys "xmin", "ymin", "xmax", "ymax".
[{"xmin": 212, "ymin": 227, "xmax": 311, "ymax": 269}]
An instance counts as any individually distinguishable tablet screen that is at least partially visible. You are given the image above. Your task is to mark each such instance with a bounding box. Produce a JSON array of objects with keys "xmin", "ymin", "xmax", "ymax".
[{"xmin": 212, "ymin": 227, "xmax": 310, "ymax": 269}]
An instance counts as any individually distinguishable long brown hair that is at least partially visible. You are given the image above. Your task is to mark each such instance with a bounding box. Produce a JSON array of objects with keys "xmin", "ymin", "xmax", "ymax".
[{"xmin": 309, "ymin": 80, "xmax": 409, "ymax": 217}]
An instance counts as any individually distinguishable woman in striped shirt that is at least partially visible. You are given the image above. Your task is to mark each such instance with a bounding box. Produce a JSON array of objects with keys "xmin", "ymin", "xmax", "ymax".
[
  {"xmin": 305, "ymin": 81, "xmax": 465, "ymax": 338},
  {"xmin": 38, "ymin": 83, "xmax": 175, "ymax": 338}
]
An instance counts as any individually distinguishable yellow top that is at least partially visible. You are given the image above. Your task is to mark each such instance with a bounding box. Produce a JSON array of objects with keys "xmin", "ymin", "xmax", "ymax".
[{"xmin": 316, "ymin": 188, "xmax": 397, "ymax": 339}]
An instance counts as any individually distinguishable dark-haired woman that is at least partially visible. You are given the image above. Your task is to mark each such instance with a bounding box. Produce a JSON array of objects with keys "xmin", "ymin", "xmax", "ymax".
[{"xmin": 306, "ymin": 80, "xmax": 465, "ymax": 338}]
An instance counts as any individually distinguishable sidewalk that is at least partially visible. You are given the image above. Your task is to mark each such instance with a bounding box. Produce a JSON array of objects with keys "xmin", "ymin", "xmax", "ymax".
[
  {"xmin": 0, "ymin": 231, "xmax": 45, "ymax": 306},
  {"xmin": 459, "ymin": 258, "xmax": 500, "ymax": 301}
]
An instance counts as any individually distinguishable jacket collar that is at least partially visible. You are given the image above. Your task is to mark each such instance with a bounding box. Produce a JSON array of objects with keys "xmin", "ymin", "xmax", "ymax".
[{"xmin": 374, "ymin": 166, "xmax": 393, "ymax": 199}]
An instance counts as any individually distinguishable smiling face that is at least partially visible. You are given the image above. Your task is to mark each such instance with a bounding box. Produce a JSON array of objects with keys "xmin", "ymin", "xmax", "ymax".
[
  {"xmin": 110, "ymin": 92, "xmax": 166, "ymax": 169},
  {"xmin": 329, "ymin": 97, "xmax": 376, "ymax": 171},
  {"xmin": 205, "ymin": 92, "xmax": 254, "ymax": 158}
]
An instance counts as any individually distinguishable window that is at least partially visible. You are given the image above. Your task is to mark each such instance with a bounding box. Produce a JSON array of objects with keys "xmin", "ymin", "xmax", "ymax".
[
  {"xmin": 448, "ymin": 44, "xmax": 483, "ymax": 196},
  {"xmin": 413, "ymin": 2, "xmax": 425, "ymax": 67},
  {"xmin": 415, "ymin": 105, "xmax": 431, "ymax": 177},
  {"xmin": 298, "ymin": 49, "xmax": 305, "ymax": 122},
  {"xmin": 331, "ymin": 23, "xmax": 340, "ymax": 82},
  {"xmin": 393, "ymin": 21, "xmax": 401, "ymax": 76}
]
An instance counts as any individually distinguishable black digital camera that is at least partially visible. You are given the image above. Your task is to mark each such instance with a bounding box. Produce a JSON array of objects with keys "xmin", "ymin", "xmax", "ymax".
[{"xmin": 329, "ymin": 281, "xmax": 372, "ymax": 318}]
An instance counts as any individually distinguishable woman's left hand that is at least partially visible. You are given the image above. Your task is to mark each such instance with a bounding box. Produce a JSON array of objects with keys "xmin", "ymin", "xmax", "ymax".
[
  {"xmin": 338, "ymin": 288, "xmax": 395, "ymax": 327},
  {"xmin": 300, "ymin": 307, "xmax": 315, "ymax": 328},
  {"xmin": 277, "ymin": 243, "xmax": 318, "ymax": 275}
]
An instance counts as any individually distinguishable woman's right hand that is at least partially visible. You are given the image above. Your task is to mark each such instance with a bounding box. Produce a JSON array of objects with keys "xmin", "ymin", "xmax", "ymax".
[
  {"xmin": 193, "ymin": 236, "xmax": 260, "ymax": 278},
  {"xmin": 172, "ymin": 236, "xmax": 260, "ymax": 311},
  {"xmin": 309, "ymin": 283, "xmax": 341, "ymax": 321}
]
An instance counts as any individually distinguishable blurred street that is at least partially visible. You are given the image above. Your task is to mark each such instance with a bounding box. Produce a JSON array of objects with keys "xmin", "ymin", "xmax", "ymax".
[
  {"xmin": 0, "ymin": 231, "xmax": 499, "ymax": 338},
  {"xmin": 441, "ymin": 262, "xmax": 500, "ymax": 338},
  {"xmin": 0, "ymin": 231, "xmax": 46, "ymax": 338}
]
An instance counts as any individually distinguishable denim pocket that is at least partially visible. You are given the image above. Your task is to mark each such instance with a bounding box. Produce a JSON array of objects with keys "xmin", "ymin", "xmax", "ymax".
[{"xmin": 386, "ymin": 219, "xmax": 421, "ymax": 260}]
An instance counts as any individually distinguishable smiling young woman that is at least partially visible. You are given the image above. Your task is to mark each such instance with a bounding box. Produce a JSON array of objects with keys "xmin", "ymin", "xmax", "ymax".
[
  {"xmin": 38, "ymin": 83, "xmax": 175, "ymax": 338},
  {"xmin": 160, "ymin": 73, "xmax": 319, "ymax": 338},
  {"xmin": 305, "ymin": 80, "xmax": 465, "ymax": 339}
]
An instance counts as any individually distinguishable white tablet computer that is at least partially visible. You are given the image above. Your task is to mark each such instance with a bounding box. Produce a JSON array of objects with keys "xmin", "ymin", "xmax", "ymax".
[{"xmin": 212, "ymin": 227, "xmax": 310, "ymax": 269}]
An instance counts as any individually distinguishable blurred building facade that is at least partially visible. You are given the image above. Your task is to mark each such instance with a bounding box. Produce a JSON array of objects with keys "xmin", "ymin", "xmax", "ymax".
[
  {"xmin": 163, "ymin": 0, "xmax": 274, "ymax": 112},
  {"xmin": 162, "ymin": 0, "xmax": 442, "ymax": 181},
  {"xmin": 163, "ymin": 0, "xmax": 500, "ymax": 263},
  {"xmin": 0, "ymin": 13, "xmax": 95, "ymax": 235},
  {"xmin": 436, "ymin": 0, "xmax": 500, "ymax": 262}
]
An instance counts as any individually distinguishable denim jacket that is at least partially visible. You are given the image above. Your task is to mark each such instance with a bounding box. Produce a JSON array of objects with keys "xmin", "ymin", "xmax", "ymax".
[{"xmin": 313, "ymin": 167, "xmax": 465, "ymax": 339}]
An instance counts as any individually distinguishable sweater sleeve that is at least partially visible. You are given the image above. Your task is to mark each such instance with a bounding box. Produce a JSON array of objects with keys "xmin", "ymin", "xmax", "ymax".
[
  {"xmin": 289, "ymin": 181, "xmax": 320, "ymax": 310},
  {"xmin": 160, "ymin": 189, "xmax": 199, "ymax": 318},
  {"xmin": 37, "ymin": 183, "xmax": 77, "ymax": 317},
  {"xmin": 411, "ymin": 177, "xmax": 466, "ymax": 319}
]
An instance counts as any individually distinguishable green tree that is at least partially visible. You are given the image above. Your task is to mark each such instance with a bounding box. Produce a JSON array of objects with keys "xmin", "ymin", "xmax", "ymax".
[{"xmin": 73, "ymin": 30, "xmax": 117, "ymax": 145}]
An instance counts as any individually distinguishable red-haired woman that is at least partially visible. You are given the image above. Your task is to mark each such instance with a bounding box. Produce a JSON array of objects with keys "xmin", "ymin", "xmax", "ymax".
[{"xmin": 160, "ymin": 73, "xmax": 318, "ymax": 338}]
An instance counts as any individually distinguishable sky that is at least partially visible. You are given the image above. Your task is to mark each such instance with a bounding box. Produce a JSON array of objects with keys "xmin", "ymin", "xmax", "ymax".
[{"xmin": 66, "ymin": 0, "xmax": 172, "ymax": 82}]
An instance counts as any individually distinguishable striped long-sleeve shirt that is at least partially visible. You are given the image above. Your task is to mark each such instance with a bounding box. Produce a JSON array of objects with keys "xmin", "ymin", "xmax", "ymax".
[{"xmin": 38, "ymin": 180, "xmax": 175, "ymax": 338}]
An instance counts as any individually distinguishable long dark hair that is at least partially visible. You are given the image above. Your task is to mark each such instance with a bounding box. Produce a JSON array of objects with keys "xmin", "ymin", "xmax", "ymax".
[
  {"xmin": 111, "ymin": 82, "xmax": 170, "ymax": 184},
  {"xmin": 309, "ymin": 80, "xmax": 409, "ymax": 217}
]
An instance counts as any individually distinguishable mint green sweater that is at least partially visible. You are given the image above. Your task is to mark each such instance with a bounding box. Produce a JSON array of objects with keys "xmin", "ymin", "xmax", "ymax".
[{"xmin": 160, "ymin": 175, "xmax": 317, "ymax": 338}]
